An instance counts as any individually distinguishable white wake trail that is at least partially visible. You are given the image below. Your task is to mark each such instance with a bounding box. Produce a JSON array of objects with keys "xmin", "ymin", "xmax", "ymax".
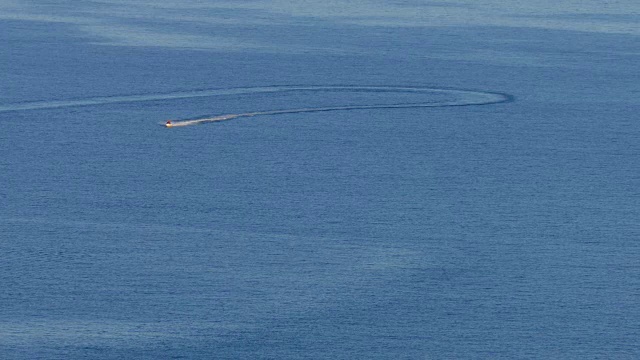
[
  {"xmin": 0, "ymin": 85, "xmax": 513, "ymax": 126},
  {"xmin": 164, "ymin": 88, "xmax": 512, "ymax": 127}
]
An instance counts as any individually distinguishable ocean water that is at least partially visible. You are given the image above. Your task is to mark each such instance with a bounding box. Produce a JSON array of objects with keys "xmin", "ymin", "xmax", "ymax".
[{"xmin": 1, "ymin": 1, "xmax": 639, "ymax": 358}]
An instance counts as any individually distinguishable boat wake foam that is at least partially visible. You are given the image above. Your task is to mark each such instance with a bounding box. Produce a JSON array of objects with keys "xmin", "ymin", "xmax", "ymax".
[
  {"xmin": 0, "ymin": 86, "xmax": 513, "ymax": 126},
  {"xmin": 160, "ymin": 86, "xmax": 513, "ymax": 127}
]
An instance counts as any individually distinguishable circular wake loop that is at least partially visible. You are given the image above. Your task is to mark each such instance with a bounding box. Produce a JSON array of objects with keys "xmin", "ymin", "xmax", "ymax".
[
  {"xmin": 164, "ymin": 86, "xmax": 512, "ymax": 127},
  {"xmin": 0, "ymin": 85, "xmax": 513, "ymax": 126}
]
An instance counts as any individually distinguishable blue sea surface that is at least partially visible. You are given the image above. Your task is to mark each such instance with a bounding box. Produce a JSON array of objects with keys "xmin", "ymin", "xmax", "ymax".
[{"xmin": 1, "ymin": 1, "xmax": 639, "ymax": 358}]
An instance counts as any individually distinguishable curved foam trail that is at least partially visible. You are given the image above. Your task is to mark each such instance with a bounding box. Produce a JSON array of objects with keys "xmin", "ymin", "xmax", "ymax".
[
  {"xmin": 0, "ymin": 85, "xmax": 511, "ymax": 113},
  {"xmin": 0, "ymin": 86, "xmax": 296, "ymax": 113},
  {"xmin": 167, "ymin": 89, "xmax": 511, "ymax": 127},
  {"xmin": 168, "ymin": 114, "xmax": 241, "ymax": 127}
]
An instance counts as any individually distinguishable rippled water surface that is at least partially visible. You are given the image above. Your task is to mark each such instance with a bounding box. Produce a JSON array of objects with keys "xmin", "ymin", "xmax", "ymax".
[{"xmin": 1, "ymin": 1, "xmax": 639, "ymax": 358}]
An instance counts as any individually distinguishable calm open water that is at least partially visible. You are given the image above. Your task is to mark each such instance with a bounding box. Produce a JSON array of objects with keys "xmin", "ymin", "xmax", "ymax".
[{"xmin": 1, "ymin": 1, "xmax": 639, "ymax": 358}]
